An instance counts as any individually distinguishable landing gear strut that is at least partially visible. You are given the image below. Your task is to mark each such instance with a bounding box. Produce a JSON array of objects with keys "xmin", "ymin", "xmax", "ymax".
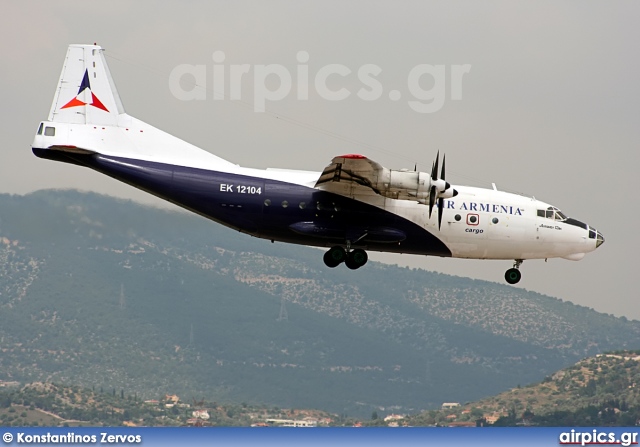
[
  {"xmin": 504, "ymin": 259, "xmax": 523, "ymax": 285},
  {"xmin": 323, "ymin": 246, "xmax": 368, "ymax": 270}
]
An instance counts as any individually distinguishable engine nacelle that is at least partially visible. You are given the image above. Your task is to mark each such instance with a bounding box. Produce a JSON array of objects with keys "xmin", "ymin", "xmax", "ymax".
[
  {"xmin": 372, "ymin": 169, "xmax": 456, "ymax": 201},
  {"xmin": 373, "ymin": 169, "xmax": 432, "ymax": 198}
]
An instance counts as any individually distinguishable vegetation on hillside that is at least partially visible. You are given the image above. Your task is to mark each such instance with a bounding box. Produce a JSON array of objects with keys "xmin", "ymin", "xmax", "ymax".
[
  {"xmin": 5, "ymin": 350, "xmax": 640, "ymax": 428},
  {"xmin": 401, "ymin": 351, "xmax": 640, "ymax": 426},
  {"xmin": 0, "ymin": 382, "xmax": 334, "ymax": 427},
  {"xmin": 0, "ymin": 190, "xmax": 638, "ymax": 418}
]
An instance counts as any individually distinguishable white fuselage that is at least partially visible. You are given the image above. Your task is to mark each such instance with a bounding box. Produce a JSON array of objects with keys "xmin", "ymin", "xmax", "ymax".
[{"xmin": 31, "ymin": 44, "xmax": 604, "ymax": 281}]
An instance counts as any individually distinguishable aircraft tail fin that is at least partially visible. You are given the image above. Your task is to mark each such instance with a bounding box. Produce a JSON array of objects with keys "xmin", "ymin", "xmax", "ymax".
[
  {"xmin": 35, "ymin": 44, "xmax": 236, "ymax": 170},
  {"xmin": 48, "ymin": 44, "xmax": 125, "ymax": 126}
]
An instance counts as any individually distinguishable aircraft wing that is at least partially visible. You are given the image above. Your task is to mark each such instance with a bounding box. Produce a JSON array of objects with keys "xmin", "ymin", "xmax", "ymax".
[
  {"xmin": 315, "ymin": 153, "xmax": 438, "ymax": 203},
  {"xmin": 314, "ymin": 154, "xmax": 388, "ymax": 198}
]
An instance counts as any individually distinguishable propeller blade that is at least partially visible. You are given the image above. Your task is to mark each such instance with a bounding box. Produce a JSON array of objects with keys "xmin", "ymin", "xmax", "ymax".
[
  {"xmin": 432, "ymin": 151, "xmax": 440, "ymax": 181},
  {"xmin": 428, "ymin": 185, "xmax": 436, "ymax": 218},
  {"xmin": 441, "ymin": 154, "xmax": 446, "ymax": 182},
  {"xmin": 438, "ymin": 197, "xmax": 444, "ymax": 230}
]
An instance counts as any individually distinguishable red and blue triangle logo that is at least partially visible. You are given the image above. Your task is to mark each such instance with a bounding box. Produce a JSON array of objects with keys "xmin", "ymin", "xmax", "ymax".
[{"xmin": 61, "ymin": 69, "xmax": 109, "ymax": 112}]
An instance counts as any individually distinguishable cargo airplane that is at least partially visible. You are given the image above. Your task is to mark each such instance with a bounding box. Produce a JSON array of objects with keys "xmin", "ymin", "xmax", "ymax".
[{"xmin": 32, "ymin": 45, "xmax": 604, "ymax": 284}]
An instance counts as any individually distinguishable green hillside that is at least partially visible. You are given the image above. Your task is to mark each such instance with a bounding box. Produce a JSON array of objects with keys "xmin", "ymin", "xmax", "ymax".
[
  {"xmin": 403, "ymin": 350, "xmax": 640, "ymax": 426},
  {"xmin": 0, "ymin": 382, "xmax": 335, "ymax": 426},
  {"xmin": 0, "ymin": 190, "xmax": 638, "ymax": 418}
]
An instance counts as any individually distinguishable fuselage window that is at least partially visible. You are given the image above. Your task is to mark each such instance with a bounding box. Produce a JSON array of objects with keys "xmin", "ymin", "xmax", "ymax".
[
  {"xmin": 44, "ymin": 126, "xmax": 56, "ymax": 137},
  {"xmin": 264, "ymin": 199, "xmax": 271, "ymax": 207},
  {"xmin": 281, "ymin": 200, "xmax": 289, "ymax": 208},
  {"xmin": 299, "ymin": 202, "xmax": 306, "ymax": 209}
]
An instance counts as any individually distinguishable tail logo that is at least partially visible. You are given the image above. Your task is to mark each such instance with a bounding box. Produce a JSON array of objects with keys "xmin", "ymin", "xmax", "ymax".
[{"xmin": 60, "ymin": 69, "xmax": 109, "ymax": 112}]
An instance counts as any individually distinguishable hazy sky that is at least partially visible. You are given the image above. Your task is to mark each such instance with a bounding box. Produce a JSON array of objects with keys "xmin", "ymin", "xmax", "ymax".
[{"xmin": 2, "ymin": 1, "xmax": 638, "ymax": 318}]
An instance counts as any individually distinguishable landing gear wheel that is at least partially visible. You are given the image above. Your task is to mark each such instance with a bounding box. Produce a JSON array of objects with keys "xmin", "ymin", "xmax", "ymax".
[
  {"xmin": 345, "ymin": 249, "xmax": 368, "ymax": 270},
  {"xmin": 505, "ymin": 268, "xmax": 522, "ymax": 285},
  {"xmin": 323, "ymin": 246, "xmax": 347, "ymax": 268}
]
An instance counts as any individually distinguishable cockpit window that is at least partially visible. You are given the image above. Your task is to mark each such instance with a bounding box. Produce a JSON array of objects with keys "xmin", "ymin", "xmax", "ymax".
[{"xmin": 537, "ymin": 206, "xmax": 567, "ymax": 222}]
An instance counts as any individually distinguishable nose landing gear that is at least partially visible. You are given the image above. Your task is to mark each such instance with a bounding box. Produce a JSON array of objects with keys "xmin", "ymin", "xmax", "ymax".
[
  {"xmin": 504, "ymin": 259, "xmax": 523, "ymax": 284},
  {"xmin": 323, "ymin": 246, "xmax": 368, "ymax": 270}
]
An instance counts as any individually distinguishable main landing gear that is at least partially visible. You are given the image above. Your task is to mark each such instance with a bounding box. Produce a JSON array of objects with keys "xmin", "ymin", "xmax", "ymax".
[
  {"xmin": 323, "ymin": 246, "xmax": 368, "ymax": 270},
  {"xmin": 504, "ymin": 259, "xmax": 523, "ymax": 285}
]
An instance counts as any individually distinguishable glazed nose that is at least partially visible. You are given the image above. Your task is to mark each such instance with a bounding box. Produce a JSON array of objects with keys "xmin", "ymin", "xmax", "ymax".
[{"xmin": 589, "ymin": 226, "xmax": 604, "ymax": 248}]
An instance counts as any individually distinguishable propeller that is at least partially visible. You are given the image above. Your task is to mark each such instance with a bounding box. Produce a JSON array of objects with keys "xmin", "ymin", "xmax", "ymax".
[
  {"xmin": 427, "ymin": 151, "xmax": 439, "ymax": 220},
  {"xmin": 438, "ymin": 154, "xmax": 446, "ymax": 230},
  {"xmin": 427, "ymin": 151, "xmax": 457, "ymax": 230}
]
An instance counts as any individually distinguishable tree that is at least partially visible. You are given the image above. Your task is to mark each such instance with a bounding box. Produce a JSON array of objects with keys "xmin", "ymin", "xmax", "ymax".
[
  {"xmin": 0, "ymin": 394, "xmax": 12, "ymax": 408},
  {"xmin": 583, "ymin": 379, "xmax": 597, "ymax": 397},
  {"xmin": 371, "ymin": 411, "xmax": 378, "ymax": 420}
]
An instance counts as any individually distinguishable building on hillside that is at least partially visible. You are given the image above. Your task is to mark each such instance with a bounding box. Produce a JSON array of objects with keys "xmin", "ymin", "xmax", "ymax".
[
  {"xmin": 484, "ymin": 413, "xmax": 506, "ymax": 424},
  {"xmin": 165, "ymin": 394, "xmax": 180, "ymax": 403},
  {"xmin": 265, "ymin": 418, "xmax": 317, "ymax": 427},
  {"xmin": 384, "ymin": 414, "xmax": 405, "ymax": 422},
  {"xmin": 442, "ymin": 402, "xmax": 460, "ymax": 410},
  {"xmin": 186, "ymin": 418, "xmax": 209, "ymax": 426},
  {"xmin": 193, "ymin": 410, "xmax": 210, "ymax": 420},
  {"xmin": 448, "ymin": 421, "xmax": 476, "ymax": 427}
]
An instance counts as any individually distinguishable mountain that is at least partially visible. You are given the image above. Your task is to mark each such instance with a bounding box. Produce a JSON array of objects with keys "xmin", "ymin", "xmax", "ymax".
[
  {"xmin": 0, "ymin": 381, "xmax": 336, "ymax": 427},
  {"xmin": 403, "ymin": 350, "xmax": 640, "ymax": 426},
  {"xmin": 0, "ymin": 190, "xmax": 638, "ymax": 417}
]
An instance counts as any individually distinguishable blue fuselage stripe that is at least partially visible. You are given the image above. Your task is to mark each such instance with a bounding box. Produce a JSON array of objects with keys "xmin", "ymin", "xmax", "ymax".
[{"xmin": 32, "ymin": 149, "xmax": 452, "ymax": 256}]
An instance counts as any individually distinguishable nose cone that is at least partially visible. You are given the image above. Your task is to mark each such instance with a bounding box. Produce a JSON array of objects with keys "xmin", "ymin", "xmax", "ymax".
[{"xmin": 589, "ymin": 226, "xmax": 605, "ymax": 248}]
